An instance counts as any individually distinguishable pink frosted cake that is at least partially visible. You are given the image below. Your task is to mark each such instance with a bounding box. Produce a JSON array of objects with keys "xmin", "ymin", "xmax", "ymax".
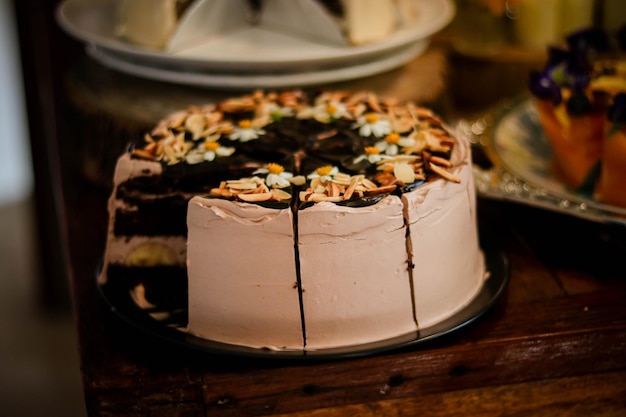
[{"xmin": 100, "ymin": 90, "xmax": 487, "ymax": 351}]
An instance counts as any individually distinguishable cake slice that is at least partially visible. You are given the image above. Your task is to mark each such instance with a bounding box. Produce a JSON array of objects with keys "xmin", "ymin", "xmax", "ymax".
[
  {"xmin": 402, "ymin": 136, "xmax": 485, "ymax": 328},
  {"xmin": 298, "ymin": 195, "xmax": 416, "ymax": 350},
  {"xmin": 186, "ymin": 195, "xmax": 303, "ymax": 349}
]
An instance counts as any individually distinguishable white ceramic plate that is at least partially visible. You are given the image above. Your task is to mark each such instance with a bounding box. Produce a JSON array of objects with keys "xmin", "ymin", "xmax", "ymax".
[
  {"xmin": 86, "ymin": 40, "xmax": 429, "ymax": 89},
  {"xmin": 56, "ymin": 0, "xmax": 454, "ymax": 72}
]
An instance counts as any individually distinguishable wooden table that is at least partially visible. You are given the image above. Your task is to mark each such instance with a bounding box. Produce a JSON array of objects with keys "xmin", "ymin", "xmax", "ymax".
[{"xmin": 52, "ymin": 44, "xmax": 626, "ymax": 416}]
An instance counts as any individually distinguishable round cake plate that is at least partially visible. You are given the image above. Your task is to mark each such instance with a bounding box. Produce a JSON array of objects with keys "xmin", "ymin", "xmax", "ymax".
[{"xmin": 97, "ymin": 231, "xmax": 509, "ymax": 360}]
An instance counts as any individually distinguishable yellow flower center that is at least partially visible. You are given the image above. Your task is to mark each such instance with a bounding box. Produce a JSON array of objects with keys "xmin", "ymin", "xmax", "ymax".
[
  {"xmin": 316, "ymin": 165, "xmax": 333, "ymax": 176},
  {"xmin": 267, "ymin": 162, "xmax": 284, "ymax": 175},
  {"xmin": 385, "ymin": 132, "xmax": 400, "ymax": 144},
  {"xmin": 326, "ymin": 104, "xmax": 337, "ymax": 115},
  {"xmin": 364, "ymin": 146, "xmax": 381, "ymax": 155},
  {"xmin": 365, "ymin": 113, "xmax": 379, "ymax": 124},
  {"xmin": 204, "ymin": 141, "xmax": 220, "ymax": 151},
  {"xmin": 238, "ymin": 119, "xmax": 253, "ymax": 129}
]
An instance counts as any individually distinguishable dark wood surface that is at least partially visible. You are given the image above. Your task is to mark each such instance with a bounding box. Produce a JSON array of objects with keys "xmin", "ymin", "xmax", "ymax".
[{"xmin": 17, "ymin": 6, "xmax": 626, "ymax": 413}]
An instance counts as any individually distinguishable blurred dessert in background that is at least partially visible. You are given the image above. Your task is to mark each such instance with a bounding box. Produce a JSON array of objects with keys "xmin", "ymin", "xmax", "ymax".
[
  {"xmin": 115, "ymin": 0, "xmax": 421, "ymax": 50},
  {"xmin": 116, "ymin": 0, "xmax": 195, "ymax": 49},
  {"xmin": 528, "ymin": 26, "xmax": 626, "ymax": 207}
]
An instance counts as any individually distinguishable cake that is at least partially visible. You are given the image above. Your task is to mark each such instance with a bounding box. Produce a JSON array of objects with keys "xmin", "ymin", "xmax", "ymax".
[
  {"xmin": 100, "ymin": 90, "xmax": 487, "ymax": 351},
  {"xmin": 115, "ymin": 0, "xmax": 420, "ymax": 50},
  {"xmin": 115, "ymin": 0, "xmax": 195, "ymax": 49},
  {"xmin": 528, "ymin": 27, "xmax": 626, "ymax": 208}
]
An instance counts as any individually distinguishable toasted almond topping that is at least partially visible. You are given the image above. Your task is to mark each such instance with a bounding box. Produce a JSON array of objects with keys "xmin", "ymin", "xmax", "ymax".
[
  {"xmin": 227, "ymin": 182, "xmax": 258, "ymax": 191},
  {"xmin": 185, "ymin": 113, "xmax": 206, "ymax": 140},
  {"xmin": 362, "ymin": 178, "xmax": 378, "ymax": 189},
  {"xmin": 343, "ymin": 177, "xmax": 358, "ymax": 200},
  {"xmin": 132, "ymin": 149, "xmax": 156, "ymax": 160},
  {"xmin": 394, "ymin": 163, "xmax": 416, "ymax": 183},
  {"xmin": 290, "ymin": 175, "xmax": 306, "ymax": 186},
  {"xmin": 310, "ymin": 177, "xmax": 322, "ymax": 190},
  {"xmin": 367, "ymin": 184, "xmax": 397, "ymax": 195},
  {"xmin": 144, "ymin": 142, "xmax": 157, "ymax": 154},
  {"xmin": 430, "ymin": 156, "xmax": 452, "ymax": 167},
  {"xmin": 316, "ymin": 129, "xmax": 338, "ymax": 140},
  {"xmin": 238, "ymin": 192, "xmax": 273, "ymax": 202},
  {"xmin": 367, "ymin": 93, "xmax": 382, "ymax": 113},
  {"xmin": 351, "ymin": 102, "xmax": 367, "ymax": 118},
  {"xmin": 168, "ymin": 111, "xmax": 188, "ymax": 129},
  {"xmin": 271, "ymin": 189, "xmax": 292, "ymax": 201},
  {"xmin": 309, "ymin": 193, "xmax": 343, "ymax": 203},
  {"xmin": 150, "ymin": 123, "xmax": 169, "ymax": 138},
  {"xmin": 430, "ymin": 162, "xmax": 461, "ymax": 183},
  {"xmin": 332, "ymin": 173, "xmax": 352, "ymax": 186}
]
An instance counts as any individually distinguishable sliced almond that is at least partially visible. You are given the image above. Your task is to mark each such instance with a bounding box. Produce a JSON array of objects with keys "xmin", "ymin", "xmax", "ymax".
[
  {"xmin": 328, "ymin": 182, "xmax": 341, "ymax": 197},
  {"xmin": 367, "ymin": 184, "xmax": 397, "ymax": 195},
  {"xmin": 316, "ymin": 129, "xmax": 338, "ymax": 140},
  {"xmin": 143, "ymin": 142, "xmax": 157, "ymax": 154},
  {"xmin": 290, "ymin": 175, "xmax": 306, "ymax": 186},
  {"xmin": 271, "ymin": 188, "xmax": 292, "ymax": 201},
  {"xmin": 429, "ymin": 162, "xmax": 461, "ymax": 183},
  {"xmin": 362, "ymin": 178, "xmax": 378, "ymax": 190},
  {"xmin": 309, "ymin": 194, "xmax": 342, "ymax": 203},
  {"xmin": 184, "ymin": 113, "xmax": 206, "ymax": 140},
  {"xmin": 168, "ymin": 111, "xmax": 188, "ymax": 129},
  {"xmin": 132, "ymin": 149, "xmax": 156, "ymax": 160},
  {"xmin": 343, "ymin": 175, "xmax": 360, "ymax": 200},
  {"xmin": 332, "ymin": 173, "xmax": 352, "ymax": 186},
  {"xmin": 238, "ymin": 191, "xmax": 273, "ymax": 202},
  {"xmin": 394, "ymin": 163, "xmax": 416, "ymax": 184},
  {"xmin": 367, "ymin": 93, "xmax": 382, "ymax": 113},
  {"xmin": 430, "ymin": 156, "xmax": 452, "ymax": 167}
]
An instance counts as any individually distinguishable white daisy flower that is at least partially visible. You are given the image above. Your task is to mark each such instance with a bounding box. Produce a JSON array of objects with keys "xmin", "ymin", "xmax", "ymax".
[
  {"xmin": 316, "ymin": 101, "xmax": 350, "ymax": 122},
  {"xmin": 298, "ymin": 101, "xmax": 350, "ymax": 123},
  {"xmin": 353, "ymin": 146, "xmax": 389, "ymax": 164},
  {"xmin": 262, "ymin": 102, "xmax": 294, "ymax": 121},
  {"xmin": 353, "ymin": 113, "xmax": 392, "ymax": 138},
  {"xmin": 253, "ymin": 163, "xmax": 294, "ymax": 189},
  {"xmin": 229, "ymin": 119, "xmax": 265, "ymax": 142},
  {"xmin": 307, "ymin": 165, "xmax": 339, "ymax": 183},
  {"xmin": 375, "ymin": 132, "xmax": 416, "ymax": 156},
  {"xmin": 185, "ymin": 141, "xmax": 235, "ymax": 165}
]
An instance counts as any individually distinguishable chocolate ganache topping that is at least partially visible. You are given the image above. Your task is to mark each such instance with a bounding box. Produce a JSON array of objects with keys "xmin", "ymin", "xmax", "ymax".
[{"xmin": 129, "ymin": 90, "xmax": 461, "ymax": 209}]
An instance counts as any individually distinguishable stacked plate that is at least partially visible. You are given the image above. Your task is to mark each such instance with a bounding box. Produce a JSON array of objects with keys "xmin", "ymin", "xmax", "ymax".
[{"xmin": 56, "ymin": 0, "xmax": 455, "ymax": 89}]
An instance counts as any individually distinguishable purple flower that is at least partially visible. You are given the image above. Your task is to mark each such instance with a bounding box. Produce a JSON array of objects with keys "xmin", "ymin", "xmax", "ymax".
[{"xmin": 529, "ymin": 71, "xmax": 562, "ymax": 104}]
